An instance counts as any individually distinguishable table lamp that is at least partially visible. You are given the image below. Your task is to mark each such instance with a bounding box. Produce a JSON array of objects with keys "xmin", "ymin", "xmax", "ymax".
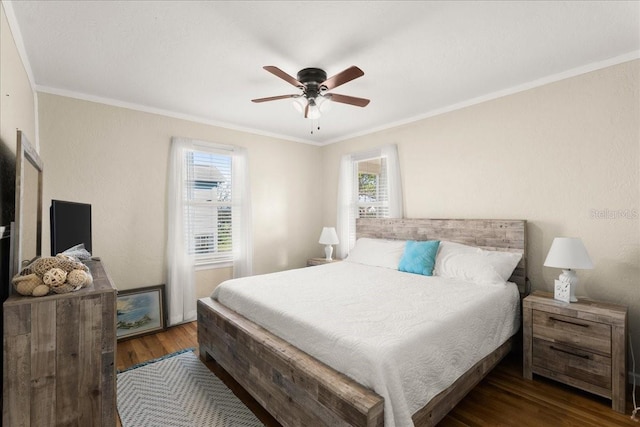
[
  {"xmin": 543, "ymin": 237, "xmax": 594, "ymax": 302},
  {"xmin": 318, "ymin": 227, "xmax": 339, "ymax": 261}
]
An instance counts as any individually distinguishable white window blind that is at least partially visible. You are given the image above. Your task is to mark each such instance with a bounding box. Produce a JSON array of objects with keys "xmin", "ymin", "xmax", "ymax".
[
  {"xmin": 184, "ymin": 148, "xmax": 233, "ymax": 265},
  {"xmin": 356, "ymin": 156, "xmax": 389, "ymax": 219}
]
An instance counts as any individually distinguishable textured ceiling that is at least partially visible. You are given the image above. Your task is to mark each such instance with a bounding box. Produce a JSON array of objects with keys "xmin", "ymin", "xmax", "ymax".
[{"xmin": 6, "ymin": 1, "xmax": 640, "ymax": 144}]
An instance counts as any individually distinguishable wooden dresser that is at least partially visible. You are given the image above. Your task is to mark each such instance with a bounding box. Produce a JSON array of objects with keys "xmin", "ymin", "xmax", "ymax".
[
  {"xmin": 3, "ymin": 260, "xmax": 117, "ymax": 426},
  {"xmin": 523, "ymin": 291, "xmax": 627, "ymax": 413}
]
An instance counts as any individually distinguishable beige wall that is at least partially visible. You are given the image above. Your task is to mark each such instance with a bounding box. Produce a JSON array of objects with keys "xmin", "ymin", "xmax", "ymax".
[
  {"xmin": 321, "ymin": 60, "xmax": 640, "ymax": 366},
  {"xmin": 0, "ymin": 4, "xmax": 36, "ymax": 153},
  {"xmin": 38, "ymin": 93, "xmax": 323, "ymax": 297},
  {"xmin": 0, "ymin": 3, "xmax": 37, "ymax": 287}
]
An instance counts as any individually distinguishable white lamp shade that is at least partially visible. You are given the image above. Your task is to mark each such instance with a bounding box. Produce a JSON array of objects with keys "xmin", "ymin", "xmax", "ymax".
[
  {"xmin": 318, "ymin": 227, "xmax": 339, "ymax": 245},
  {"xmin": 307, "ymin": 101, "xmax": 321, "ymax": 120},
  {"xmin": 544, "ymin": 237, "xmax": 594, "ymax": 270},
  {"xmin": 292, "ymin": 97, "xmax": 306, "ymax": 113},
  {"xmin": 318, "ymin": 95, "xmax": 332, "ymax": 114}
]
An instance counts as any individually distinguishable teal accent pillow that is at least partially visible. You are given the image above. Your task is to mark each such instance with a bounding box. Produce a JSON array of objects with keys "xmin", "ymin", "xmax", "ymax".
[{"xmin": 398, "ymin": 240, "xmax": 440, "ymax": 276}]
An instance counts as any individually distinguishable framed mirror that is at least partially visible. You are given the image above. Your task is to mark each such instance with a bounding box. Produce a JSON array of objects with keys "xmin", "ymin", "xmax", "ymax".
[{"xmin": 11, "ymin": 130, "xmax": 43, "ymax": 279}]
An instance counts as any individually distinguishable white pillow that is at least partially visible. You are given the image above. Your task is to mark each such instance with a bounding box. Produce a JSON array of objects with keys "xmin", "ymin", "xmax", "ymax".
[
  {"xmin": 433, "ymin": 241, "xmax": 522, "ymax": 285},
  {"xmin": 345, "ymin": 238, "xmax": 406, "ymax": 269}
]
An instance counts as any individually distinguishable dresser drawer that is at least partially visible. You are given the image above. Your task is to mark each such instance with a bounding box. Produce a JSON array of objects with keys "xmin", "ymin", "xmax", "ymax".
[
  {"xmin": 532, "ymin": 338, "xmax": 611, "ymax": 392},
  {"xmin": 532, "ymin": 310, "xmax": 611, "ymax": 356}
]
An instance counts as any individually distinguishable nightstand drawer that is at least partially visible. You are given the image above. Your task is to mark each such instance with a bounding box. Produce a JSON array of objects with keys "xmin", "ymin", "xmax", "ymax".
[
  {"xmin": 532, "ymin": 310, "xmax": 611, "ymax": 356},
  {"xmin": 532, "ymin": 338, "xmax": 611, "ymax": 392}
]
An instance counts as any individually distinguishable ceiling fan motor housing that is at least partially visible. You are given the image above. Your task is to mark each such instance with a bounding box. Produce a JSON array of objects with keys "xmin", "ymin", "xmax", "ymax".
[{"xmin": 297, "ymin": 68, "xmax": 327, "ymax": 98}]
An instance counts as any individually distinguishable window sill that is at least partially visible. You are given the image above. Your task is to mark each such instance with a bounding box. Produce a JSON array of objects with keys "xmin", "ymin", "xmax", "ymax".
[{"xmin": 195, "ymin": 260, "xmax": 233, "ymax": 271}]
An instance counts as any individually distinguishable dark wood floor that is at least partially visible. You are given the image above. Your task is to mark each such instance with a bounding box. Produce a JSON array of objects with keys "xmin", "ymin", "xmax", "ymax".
[{"xmin": 116, "ymin": 322, "xmax": 639, "ymax": 426}]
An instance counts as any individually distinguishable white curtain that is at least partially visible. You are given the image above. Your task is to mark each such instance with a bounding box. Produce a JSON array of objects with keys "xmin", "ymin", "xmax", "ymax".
[
  {"xmin": 381, "ymin": 144, "xmax": 404, "ymax": 218},
  {"xmin": 166, "ymin": 137, "xmax": 196, "ymax": 325},
  {"xmin": 336, "ymin": 153, "xmax": 355, "ymax": 260},
  {"xmin": 231, "ymin": 146, "xmax": 253, "ymax": 278},
  {"xmin": 336, "ymin": 144, "xmax": 403, "ymax": 259}
]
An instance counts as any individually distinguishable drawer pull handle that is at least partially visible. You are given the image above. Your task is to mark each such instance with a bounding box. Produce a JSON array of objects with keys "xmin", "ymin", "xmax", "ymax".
[
  {"xmin": 550, "ymin": 345, "xmax": 590, "ymax": 360},
  {"xmin": 549, "ymin": 317, "xmax": 589, "ymax": 328}
]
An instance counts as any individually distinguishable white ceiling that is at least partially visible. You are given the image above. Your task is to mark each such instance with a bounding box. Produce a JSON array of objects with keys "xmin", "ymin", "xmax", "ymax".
[{"xmin": 6, "ymin": 1, "xmax": 640, "ymax": 145}]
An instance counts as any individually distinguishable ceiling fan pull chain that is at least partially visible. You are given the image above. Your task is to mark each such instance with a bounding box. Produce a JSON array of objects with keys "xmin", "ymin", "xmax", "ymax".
[{"xmin": 311, "ymin": 119, "xmax": 321, "ymax": 134}]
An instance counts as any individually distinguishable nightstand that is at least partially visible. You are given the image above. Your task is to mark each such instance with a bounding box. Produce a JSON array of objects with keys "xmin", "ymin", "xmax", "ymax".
[
  {"xmin": 523, "ymin": 291, "xmax": 627, "ymax": 413},
  {"xmin": 307, "ymin": 257, "xmax": 341, "ymax": 266}
]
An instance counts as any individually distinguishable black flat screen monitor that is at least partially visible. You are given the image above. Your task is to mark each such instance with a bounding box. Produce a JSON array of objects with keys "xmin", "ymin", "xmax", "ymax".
[{"xmin": 50, "ymin": 200, "xmax": 92, "ymax": 255}]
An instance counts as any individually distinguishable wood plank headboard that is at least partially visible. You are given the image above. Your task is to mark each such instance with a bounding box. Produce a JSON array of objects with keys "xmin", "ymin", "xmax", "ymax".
[{"xmin": 356, "ymin": 218, "xmax": 527, "ymax": 287}]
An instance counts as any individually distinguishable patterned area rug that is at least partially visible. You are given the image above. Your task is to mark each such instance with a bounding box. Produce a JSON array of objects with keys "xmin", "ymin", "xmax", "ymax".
[{"xmin": 117, "ymin": 349, "xmax": 264, "ymax": 427}]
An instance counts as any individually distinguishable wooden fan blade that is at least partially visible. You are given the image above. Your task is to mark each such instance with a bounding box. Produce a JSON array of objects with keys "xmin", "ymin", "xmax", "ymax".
[
  {"xmin": 321, "ymin": 66, "xmax": 364, "ymax": 91},
  {"xmin": 251, "ymin": 94, "xmax": 299, "ymax": 103},
  {"xmin": 327, "ymin": 93, "xmax": 370, "ymax": 107},
  {"xmin": 263, "ymin": 66, "xmax": 303, "ymax": 88}
]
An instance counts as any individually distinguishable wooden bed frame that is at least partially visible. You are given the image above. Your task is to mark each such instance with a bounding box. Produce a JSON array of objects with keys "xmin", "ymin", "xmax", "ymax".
[{"xmin": 198, "ymin": 218, "xmax": 526, "ymax": 426}]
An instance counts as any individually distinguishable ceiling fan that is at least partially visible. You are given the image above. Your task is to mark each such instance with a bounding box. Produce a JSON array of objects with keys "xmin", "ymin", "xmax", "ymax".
[{"xmin": 251, "ymin": 65, "xmax": 370, "ymax": 119}]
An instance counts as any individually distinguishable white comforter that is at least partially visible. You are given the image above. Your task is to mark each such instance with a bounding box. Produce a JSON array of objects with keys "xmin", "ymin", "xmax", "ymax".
[{"xmin": 212, "ymin": 261, "xmax": 520, "ymax": 427}]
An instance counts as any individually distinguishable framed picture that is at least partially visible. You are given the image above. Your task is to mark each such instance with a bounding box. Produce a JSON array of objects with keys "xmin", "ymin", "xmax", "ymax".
[{"xmin": 116, "ymin": 284, "xmax": 167, "ymax": 340}]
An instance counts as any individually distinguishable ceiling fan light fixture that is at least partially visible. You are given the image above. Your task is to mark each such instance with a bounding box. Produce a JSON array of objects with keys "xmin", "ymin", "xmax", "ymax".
[
  {"xmin": 317, "ymin": 95, "xmax": 332, "ymax": 114},
  {"xmin": 307, "ymin": 100, "xmax": 321, "ymax": 120},
  {"xmin": 292, "ymin": 97, "xmax": 306, "ymax": 114},
  {"xmin": 292, "ymin": 97, "xmax": 324, "ymax": 119}
]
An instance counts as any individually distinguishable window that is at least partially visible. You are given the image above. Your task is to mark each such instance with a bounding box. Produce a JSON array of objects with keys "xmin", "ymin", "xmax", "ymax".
[
  {"xmin": 185, "ymin": 149, "xmax": 233, "ymax": 265},
  {"xmin": 167, "ymin": 137, "xmax": 252, "ymax": 324},
  {"xmin": 336, "ymin": 144, "xmax": 403, "ymax": 259},
  {"xmin": 357, "ymin": 157, "xmax": 389, "ymax": 219}
]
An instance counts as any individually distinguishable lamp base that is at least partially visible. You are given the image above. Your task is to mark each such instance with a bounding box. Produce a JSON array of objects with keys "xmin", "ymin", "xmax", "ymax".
[
  {"xmin": 324, "ymin": 245, "xmax": 334, "ymax": 261},
  {"xmin": 559, "ymin": 269, "xmax": 579, "ymax": 302}
]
